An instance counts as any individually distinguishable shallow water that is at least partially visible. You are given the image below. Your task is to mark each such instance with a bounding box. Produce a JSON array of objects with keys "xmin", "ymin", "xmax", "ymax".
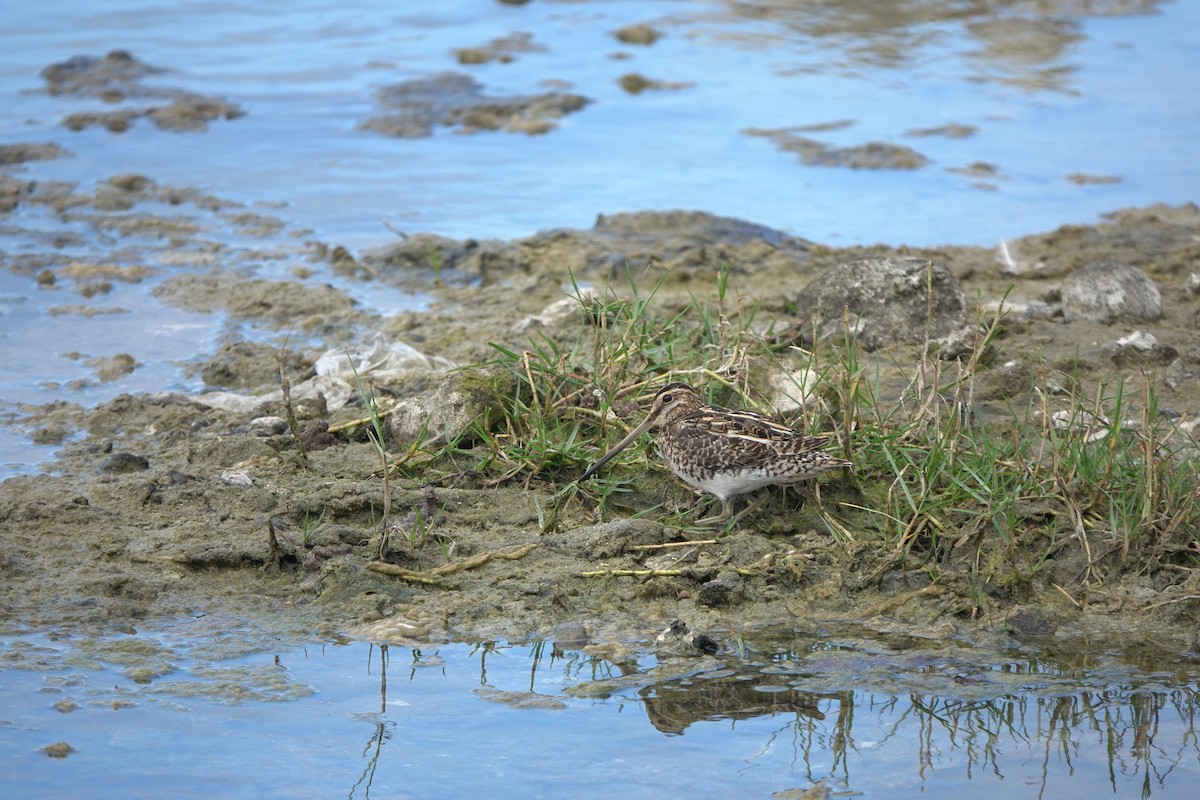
[
  {"xmin": 4, "ymin": 0, "xmax": 1197, "ymax": 246},
  {"xmin": 2, "ymin": 622, "xmax": 1197, "ymax": 799}
]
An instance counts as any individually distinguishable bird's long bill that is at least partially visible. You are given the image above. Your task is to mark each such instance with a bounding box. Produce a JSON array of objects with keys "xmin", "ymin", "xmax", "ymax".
[{"xmin": 577, "ymin": 415, "xmax": 656, "ymax": 482}]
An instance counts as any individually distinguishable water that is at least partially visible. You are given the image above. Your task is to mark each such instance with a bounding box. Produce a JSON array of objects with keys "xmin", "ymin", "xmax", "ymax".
[
  {"xmin": 2, "ymin": 624, "xmax": 1197, "ymax": 799},
  {"xmin": 2, "ymin": 0, "xmax": 1198, "ymax": 474},
  {"xmin": 3, "ymin": 1, "xmax": 1196, "ymax": 247}
]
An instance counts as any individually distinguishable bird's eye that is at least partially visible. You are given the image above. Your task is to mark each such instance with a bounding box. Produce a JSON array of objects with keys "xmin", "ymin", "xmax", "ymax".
[{"xmin": 661, "ymin": 393, "xmax": 672, "ymax": 403}]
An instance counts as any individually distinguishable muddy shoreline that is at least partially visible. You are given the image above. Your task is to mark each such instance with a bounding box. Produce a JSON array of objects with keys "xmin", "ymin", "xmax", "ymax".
[{"xmin": 2, "ymin": 179, "xmax": 1199, "ymax": 657}]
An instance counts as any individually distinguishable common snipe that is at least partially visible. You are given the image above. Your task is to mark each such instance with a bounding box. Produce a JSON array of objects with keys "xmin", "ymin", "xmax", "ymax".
[{"xmin": 579, "ymin": 381, "xmax": 852, "ymax": 524}]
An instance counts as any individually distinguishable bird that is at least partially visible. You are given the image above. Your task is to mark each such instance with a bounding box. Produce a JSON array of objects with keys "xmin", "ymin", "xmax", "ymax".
[{"xmin": 578, "ymin": 381, "xmax": 852, "ymax": 525}]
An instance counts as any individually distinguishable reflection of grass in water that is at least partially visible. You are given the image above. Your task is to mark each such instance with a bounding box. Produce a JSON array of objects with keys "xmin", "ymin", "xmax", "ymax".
[
  {"xmin": 639, "ymin": 670, "xmax": 1196, "ymax": 793},
  {"xmin": 385, "ymin": 638, "xmax": 1199, "ymax": 795},
  {"xmin": 900, "ymin": 687, "xmax": 1198, "ymax": 795},
  {"xmin": 738, "ymin": 642, "xmax": 1200, "ymax": 792}
]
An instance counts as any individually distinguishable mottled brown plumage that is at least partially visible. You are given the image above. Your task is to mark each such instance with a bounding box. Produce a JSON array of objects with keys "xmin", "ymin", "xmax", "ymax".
[{"xmin": 579, "ymin": 381, "xmax": 852, "ymax": 524}]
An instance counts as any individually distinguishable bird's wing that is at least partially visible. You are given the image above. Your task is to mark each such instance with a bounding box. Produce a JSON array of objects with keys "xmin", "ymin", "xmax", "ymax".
[{"xmin": 675, "ymin": 408, "xmax": 831, "ymax": 470}]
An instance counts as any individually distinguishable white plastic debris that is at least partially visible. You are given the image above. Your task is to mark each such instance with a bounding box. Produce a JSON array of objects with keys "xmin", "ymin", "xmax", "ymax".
[
  {"xmin": 770, "ymin": 357, "xmax": 825, "ymax": 414},
  {"xmin": 512, "ymin": 287, "xmax": 601, "ymax": 333},
  {"xmin": 193, "ymin": 333, "xmax": 455, "ymax": 413},
  {"xmin": 1115, "ymin": 330, "xmax": 1158, "ymax": 350}
]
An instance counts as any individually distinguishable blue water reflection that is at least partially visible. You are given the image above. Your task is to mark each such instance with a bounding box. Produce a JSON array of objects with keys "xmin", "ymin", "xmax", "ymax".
[{"xmin": 2, "ymin": 630, "xmax": 1196, "ymax": 799}]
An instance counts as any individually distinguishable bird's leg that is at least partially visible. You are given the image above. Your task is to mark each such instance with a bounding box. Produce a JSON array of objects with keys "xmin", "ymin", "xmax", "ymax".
[
  {"xmin": 730, "ymin": 492, "xmax": 768, "ymax": 526},
  {"xmin": 782, "ymin": 485, "xmax": 807, "ymax": 513},
  {"xmin": 811, "ymin": 481, "xmax": 823, "ymax": 508},
  {"xmin": 695, "ymin": 493, "xmax": 770, "ymax": 528},
  {"xmin": 695, "ymin": 496, "xmax": 735, "ymax": 526}
]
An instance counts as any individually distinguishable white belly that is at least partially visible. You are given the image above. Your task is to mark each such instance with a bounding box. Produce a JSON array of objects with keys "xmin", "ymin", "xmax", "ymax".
[{"xmin": 667, "ymin": 462, "xmax": 779, "ymax": 501}]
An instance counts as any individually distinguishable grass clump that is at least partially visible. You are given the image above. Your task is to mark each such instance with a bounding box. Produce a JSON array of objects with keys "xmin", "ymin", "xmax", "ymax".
[
  {"xmin": 478, "ymin": 266, "xmax": 789, "ymax": 519},
  {"xmin": 467, "ymin": 262, "xmax": 1199, "ymax": 593},
  {"xmin": 349, "ymin": 359, "xmax": 396, "ymax": 559}
]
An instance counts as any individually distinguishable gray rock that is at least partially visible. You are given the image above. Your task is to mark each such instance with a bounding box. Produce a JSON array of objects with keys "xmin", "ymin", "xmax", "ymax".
[
  {"xmin": 387, "ymin": 367, "xmax": 519, "ymax": 446},
  {"xmin": 1061, "ymin": 262, "xmax": 1162, "ymax": 323},
  {"xmin": 246, "ymin": 416, "xmax": 288, "ymax": 436},
  {"xmin": 797, "ymin": 256, "xmax": 966, "ymax": 351},
  {"xmin": 216, "ymin": 469, "xmax": 255, "ymax": 488},
  {"xmin": 552, "ymin": 622, "xmax": 590, "ymax": 650},
  {"xmin": 1109, "ymin": 330, "xmax": 1178, "ymax": 367},
  {"xmin": 697, "ymin": 574, "xmax": 742, "ymax": 607},
  {"xmin": 99, "ymin": 452, "xmax": 149, "ymax": 473}
]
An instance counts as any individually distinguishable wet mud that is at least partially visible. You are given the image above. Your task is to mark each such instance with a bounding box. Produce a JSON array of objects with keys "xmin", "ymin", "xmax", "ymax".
[
  {"xmin": 40, "ymin": 50, "xmax": 245, "ymax": 133},
  {"xmin": 2, "ymin": 165, "xmax": 1198, "ymax": 659},
  {"xmin": 361, "ymin": 71, "xmax": 590, "ymax": 137}
]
